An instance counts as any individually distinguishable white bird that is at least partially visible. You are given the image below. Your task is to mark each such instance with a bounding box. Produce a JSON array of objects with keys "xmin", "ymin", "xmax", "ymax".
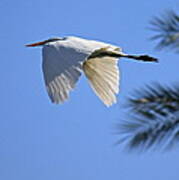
[{"xmin": 26, "ymin": 36, "xmax": 157, "ymax": 107}]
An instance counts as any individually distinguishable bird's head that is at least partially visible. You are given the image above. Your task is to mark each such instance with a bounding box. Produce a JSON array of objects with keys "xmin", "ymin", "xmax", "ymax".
[{"xmin": 25, "ymin": 37, "xmax": 64, "ymax": 47}]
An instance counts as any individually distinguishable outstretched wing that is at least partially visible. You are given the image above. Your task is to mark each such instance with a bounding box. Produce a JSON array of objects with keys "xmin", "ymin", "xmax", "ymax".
[
  {"xmin": 42, "ymin": 43, "xmax": 88, "ymax": 104},
  {"xmin": 83, "ymin": 48, "xmax": 120, "ymax": 106}
]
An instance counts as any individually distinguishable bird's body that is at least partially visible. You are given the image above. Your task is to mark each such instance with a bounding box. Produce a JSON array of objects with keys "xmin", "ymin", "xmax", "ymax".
[{"xmin": 26, "ymin": 36, "xmax": 157, "ymax": 106}]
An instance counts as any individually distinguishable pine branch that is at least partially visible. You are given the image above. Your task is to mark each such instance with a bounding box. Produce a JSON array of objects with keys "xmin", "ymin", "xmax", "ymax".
[
  {"xmin": 128, "ymin": 83, "xmax": 179, "ymax": 118},
  {"xmin": 117, "ymin": 83, "xmax": 179, "ymax": 151},
  {"xmin": 118, "ymin": 113, "xmax": 179, "ymax": 151},
  {"xmin": 150, "ymin": 10, "xmax": 179, "ymax": 52}
]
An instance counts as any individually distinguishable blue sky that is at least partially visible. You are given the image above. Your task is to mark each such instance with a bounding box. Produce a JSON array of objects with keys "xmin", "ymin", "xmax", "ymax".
[{"xmin": 1, "ymin": 0, "xmax": 179, "ymax": 179}]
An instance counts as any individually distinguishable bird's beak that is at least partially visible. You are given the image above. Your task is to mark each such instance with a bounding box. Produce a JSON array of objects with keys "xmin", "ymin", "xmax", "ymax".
[{"xmin": 25, "ymin": 40, "xmax": 47, "ymax": 47}]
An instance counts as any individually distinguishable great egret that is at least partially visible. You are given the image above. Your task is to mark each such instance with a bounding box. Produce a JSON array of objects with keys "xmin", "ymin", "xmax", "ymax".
[{"xmin": 26, "ymin": 36, "xmax": 157, "ymax": 106}]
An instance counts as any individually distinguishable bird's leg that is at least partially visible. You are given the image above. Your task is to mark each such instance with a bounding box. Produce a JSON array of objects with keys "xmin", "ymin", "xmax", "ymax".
[
  {"xmin": 119, "ymin": 53, "xmax": 158, "ymax": 63},
  {"xmin": 88, "ymin": 50, "xmax": 158, "ymax": 63}
]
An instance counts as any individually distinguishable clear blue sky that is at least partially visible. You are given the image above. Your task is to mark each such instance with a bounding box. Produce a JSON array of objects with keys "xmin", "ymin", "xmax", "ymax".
[{"xmin": 1, "ymin": 0, "xmax": 179, "ymax": 179}]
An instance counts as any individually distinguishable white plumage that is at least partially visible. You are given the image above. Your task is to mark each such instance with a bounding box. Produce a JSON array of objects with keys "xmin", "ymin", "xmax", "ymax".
[
  {"xmin": 26, "ymin": 36, "xmax": 157, "ymax": 106},
  {"xmin": 83, "ymin": 55, "xmax": 119, "ymax": 106}
]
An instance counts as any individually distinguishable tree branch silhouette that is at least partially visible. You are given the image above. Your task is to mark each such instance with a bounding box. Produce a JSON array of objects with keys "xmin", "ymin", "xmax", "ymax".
[
  {"xmin": 150, "ymin": 10, "xmax": 179, "ymax": 52},
  {"xmin": 118, "ymin": 83, "xmax": 179, "ymax": 151}
]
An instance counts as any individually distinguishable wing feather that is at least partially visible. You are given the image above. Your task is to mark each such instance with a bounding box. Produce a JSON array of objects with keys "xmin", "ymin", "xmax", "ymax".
[
  {"xmin": 42, "ymin": 44, "xmax": 87, "ymax": 104},
  {"xmin": 83, "ymin": 56, "xmax": 120, "ymax": 106}
]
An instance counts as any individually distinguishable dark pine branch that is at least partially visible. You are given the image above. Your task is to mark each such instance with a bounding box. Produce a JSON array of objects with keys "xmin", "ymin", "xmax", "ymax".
[
  {"xmin": 150, "ymin": 10, "xmax": 179, "ymax": 52},
  {"xmin": 128, "ymin": 83, "xmax": 179, "ymax": 118},
  {"xmin": 117, "ymin": 83, "xmax": 179, "ymax": 151}
]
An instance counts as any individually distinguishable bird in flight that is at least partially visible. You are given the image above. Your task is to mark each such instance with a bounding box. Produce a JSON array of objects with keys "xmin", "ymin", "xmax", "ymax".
[{"xmin": 26, "ymin": 36, "xmax": 157, "ymax": 107}]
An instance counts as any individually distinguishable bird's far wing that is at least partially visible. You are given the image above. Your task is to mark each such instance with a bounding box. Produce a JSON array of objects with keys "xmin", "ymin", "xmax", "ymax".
[
  {"xmin": 42, "ymin": 44, "xmax": 87, "ymax": 104},
  {"xmin": 83, "ymin": 48, "xmax": 120, "ymax": 106}
]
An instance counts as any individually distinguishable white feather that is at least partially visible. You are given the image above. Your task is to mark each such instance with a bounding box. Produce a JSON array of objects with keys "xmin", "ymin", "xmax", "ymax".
[{"xmin": 83, "ymin": 55, "xmax": 120, "ymax": 106}]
